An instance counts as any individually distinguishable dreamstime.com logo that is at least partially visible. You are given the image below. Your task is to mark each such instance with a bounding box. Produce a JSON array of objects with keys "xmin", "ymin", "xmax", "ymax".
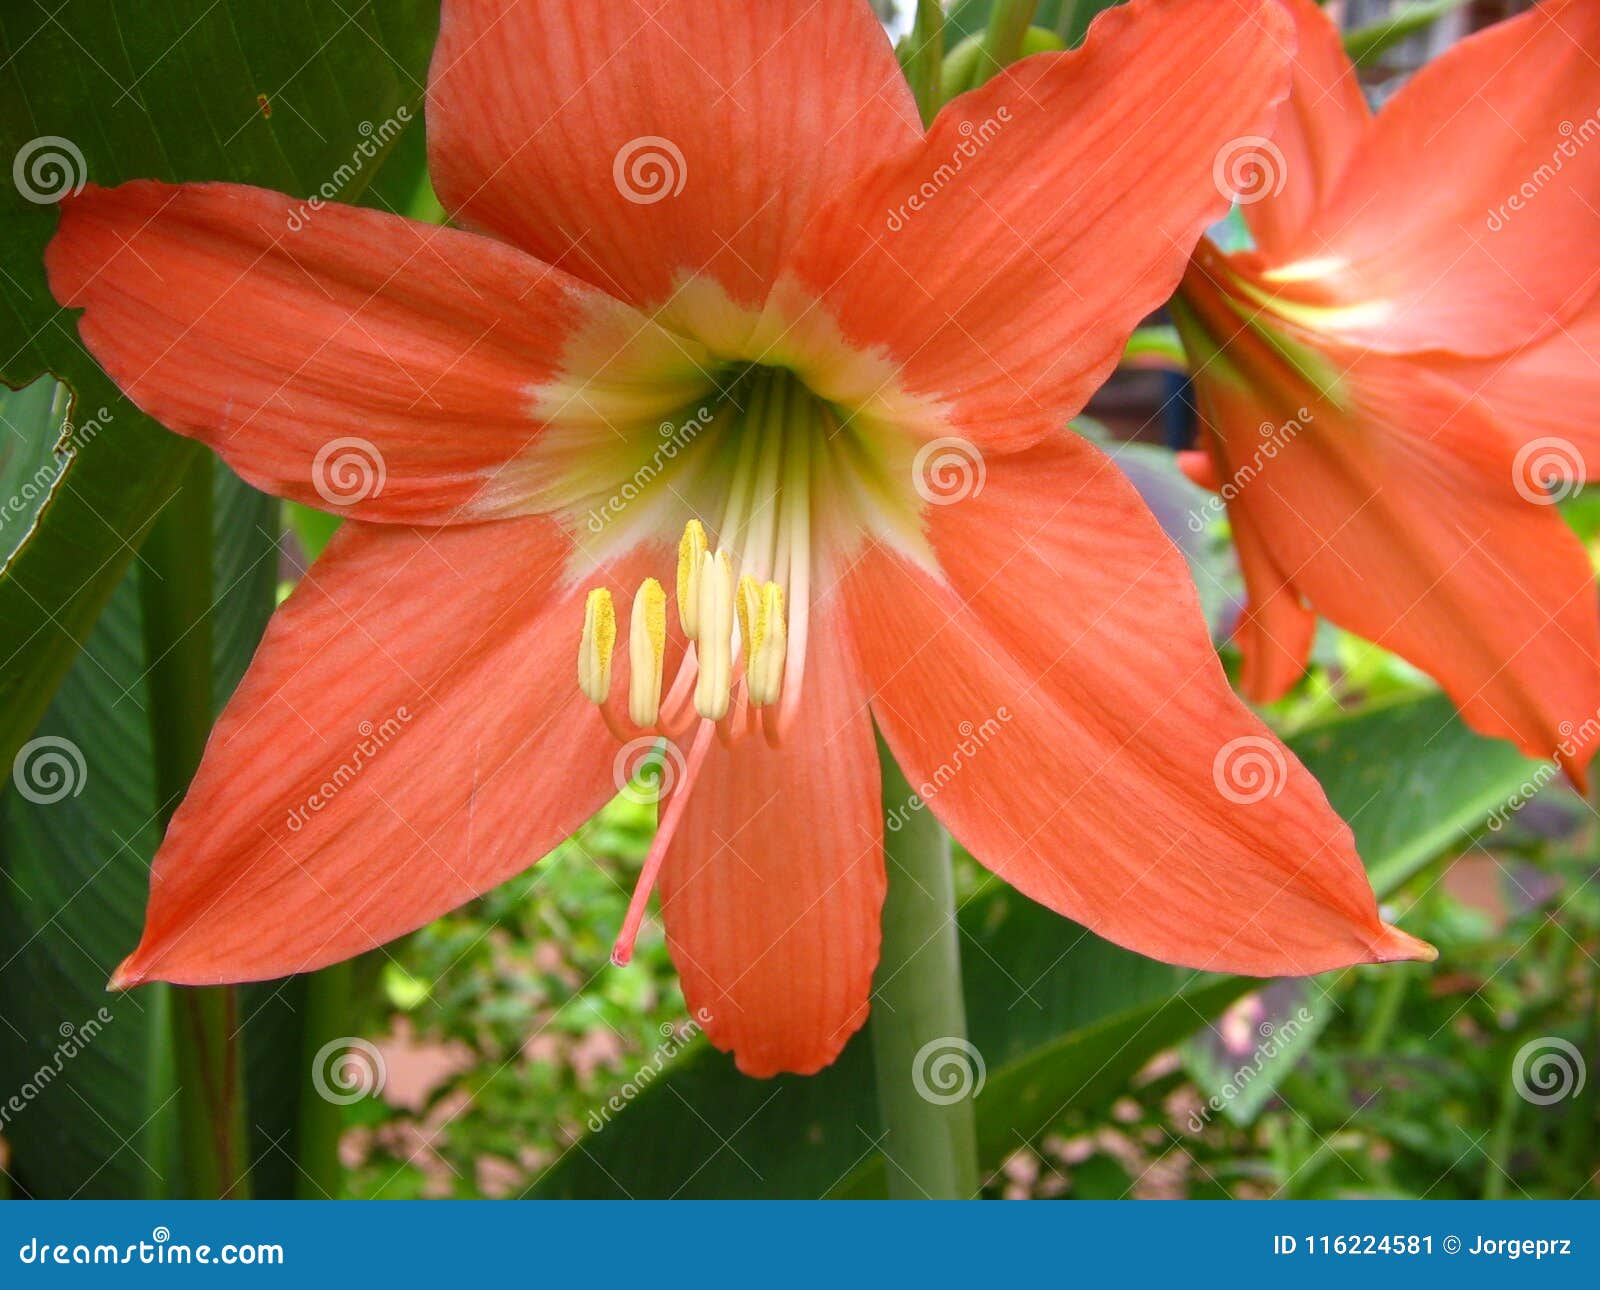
[
  {"xmin": 11, "ymin": 735, "xmax": 87, "ymax": 805},
  {"xmin": 1512, "ymin": 1036, "xmax": 1586, "ymax": 1106},
  {"xmin": 585, "ymin": 404, "xmax": 716, "ymax": 533},
  {"xmin": 284, "ymin": 709, "xmax": 411, "ymax": 833},
  {"xmin": 285, "ymin": 107, "xmax": 412, "ymax": 231},
  {"xmin": 912, "ymin": 1036, "xmax": 985, "ymax": 1105},
  {"xmin": 885, "ymin": 709, "xmax": 1012, "ymax": 833},
  {"xmin": 311, "ymin": 1036, "xmax": 386, "ymax": 1105},
  {"xmin": 0, "ymin": 403, "xmax": 114, "ymax": 542},
  {"xmin": 1185, "ymin": 408, "xmax": 1312, "ymax": 532},
  {"xmin": 1512, "ymin": 436, "xmax": 1584, "ymax": 505},
  {"xmin": 1212, "ymin": 734, "xmax": 1288, "ymax": 805},
  {"xmin": 12, "ymin": 135, "xmax": 86, "ymax": 203},
  {"xmin": 1186, "ymin": 1007, "xmax": 1314, "ymax": 1132},
  {"xmin": 0, "ymin": 1007, "xmax": 113, "ymax": 1132},
  {"xmin": 912, "ymin": 436, "xmax": 985, "ymax": 506},
  {"xmin": 584, "ymin": 1011, "xmax": 711, "ymax": 1133},
  {"xmin": 18, "ymin": 1227, "xmax": 284, "ymax": 1267},
  {"xmin": 1212, "ymin": 135, "xmax": 1286, "ymax": 206},
  {"xmin": 613, "ymin": 136, "xmax": 686, "ymax": 204},
  {"xmin": 612, "ymin": 737, "xmax": 688, "ymax": 806},
  {"xmin": 1485, "ymin": 709, "xmax": 1600, "ymax": 832},
  {"xmin": 1486, "ymin": 106, "xmax": 1600, "ymax": 231},
  {"xmin": 884, "ymin": 107, "xmax": 1012, "ymax": 231},
  {"xmin": 312, "ymin": 436, "xmax": 386, "ymax": 506}
]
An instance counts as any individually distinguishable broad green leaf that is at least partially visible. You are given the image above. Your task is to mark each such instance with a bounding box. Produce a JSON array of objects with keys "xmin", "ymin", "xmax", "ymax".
[
  {"xmin": 0, "ymin": 441, "xmax": 280, "ymax": 1198},
  {"xmin": 532, "ymin": 693, "xmax": 1542, "ymax": 1198},
  {"xmin": 0, "ymin": 0, "xmax": 439, "ymax": 772}
]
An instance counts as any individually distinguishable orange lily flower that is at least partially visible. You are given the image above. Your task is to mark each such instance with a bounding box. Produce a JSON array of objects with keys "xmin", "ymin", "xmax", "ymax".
[
  {"xmin": 1175, "ymin": 0, "xmax": 1600, "ymax": 785},
  {"xmin": 49, "ymin": 0, "xmax": 1428, "ymax": 1077}
]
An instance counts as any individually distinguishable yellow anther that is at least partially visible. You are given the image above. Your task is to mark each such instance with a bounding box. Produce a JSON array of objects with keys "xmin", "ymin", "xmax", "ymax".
[
  {"xmin": 675, "ymin": 519, "xmax": 707, "ymax": 637},
  {"xmin": 578, "ymin": 587, "xmax": 616, "ymax": 706},
  {"xmin": 746, "ymin": 582, "xmax": 786, "ymax": 707},
  {"xmin": 628, "ymin": 578, "xmax": 667, "ymax": 727},
  {"xmin": 693, "ymin": 549, "xmax": 735, "ymax": 721}
]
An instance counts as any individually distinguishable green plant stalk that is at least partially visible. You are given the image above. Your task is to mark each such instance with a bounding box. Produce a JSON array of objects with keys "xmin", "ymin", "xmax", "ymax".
[
  {"xmin": 972, "ymin": 0, "xmax": 1039, "ymax": 92},
  {"xmin": 868, "ymin": 735, "xmax": 979, "ymax": 1199},
  {"xmin": 294, "ymin": 961, "xmax": 354, "ymax": 1198},
  {"xmin": 139, "ymin": 449, "xmax": 251, "ymax": 1200}
]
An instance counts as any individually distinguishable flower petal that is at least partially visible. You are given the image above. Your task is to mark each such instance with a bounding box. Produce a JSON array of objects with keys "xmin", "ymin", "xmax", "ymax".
[
  {"xmin": 1193, "ymin": 353, "xmax": 1600, "ymax": 784},
  {"xmin": 658, "ymin": 593, "xmax": 883, "ymax": 1077},
  {"xmin": 113, "ymin": 517, "xmax": 661, "ymax": 987},
  {"xmin": 1241, "ymin": 0, "xmax": 1371, "ymax": 258},
  {"xmin": 426, "ymin": 0, "xmax": 920, "ymax": 322},
  {"xmin": 774, "ymin": 0, "xmax": 1293, "ymax": 451},
  {"xmin": 1284, "ymin": 0, "xmax": 1600, "ymax": 355},
  {"xmin": 845, "ymin": 432, "xmax": 1427, "ymax": 976},
  {"xmin": 47, "ymin": 181, "xmax": 701, "ymax": 524}
]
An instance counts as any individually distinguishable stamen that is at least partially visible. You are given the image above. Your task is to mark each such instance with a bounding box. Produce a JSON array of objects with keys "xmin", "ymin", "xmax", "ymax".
[
  {"xmin": 628, "ymin": 578, "xmax": 667, "ymax": 727},
  {"xmin": 693, "ymin": 549, "xmax": 735, "ymax": 720},
  {"xmin": 674, "ymin": 519, "xmax": 707, "ymax": 637},
  {"xmin": 738, "ymin": 575, "xmax": 786, "ymax": 707},
  {"xmin": 577, "ymin": 587, "xmax": 616, "ymax": 705}
]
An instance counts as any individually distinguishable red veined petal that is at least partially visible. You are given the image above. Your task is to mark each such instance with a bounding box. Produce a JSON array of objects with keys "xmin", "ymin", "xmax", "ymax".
[
  {"xmin": 47, "ymin": 181, "xmax": 697, "ymax": 524},
  {"xmin": 112, "ymin": 517, "xmax": 662, "ymax": 987},
  {"xmin": 774, "ymin": 0, "xmax": 1293, "ymax": 451},
  {"xmin": 426, "ymin": 0, "xmax": 920, "ymax": 323},
  {"xmin": 845, "ymin": 432, "xmax": 1428, "ymax": 976},
  {"xmin": 658, "ymin": 593, "xmax": 883, "ymax": 1077}
]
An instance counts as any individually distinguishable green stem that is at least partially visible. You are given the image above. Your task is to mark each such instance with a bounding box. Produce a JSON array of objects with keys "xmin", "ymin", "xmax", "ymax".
[
  {"xmin": 295, "ymin": 961, "xmax": 354, "ymax": 1198},
  {"xmin": 869, "ymin": 735, "xmax": 980, "ymax": 1199},
  {"xmin": 139, "ymin": 449, "xmax": 251, "ymax": 1200},
  {"xmin": 970, "ymin": 0, "xmax": 1039, "ymax": 93}
]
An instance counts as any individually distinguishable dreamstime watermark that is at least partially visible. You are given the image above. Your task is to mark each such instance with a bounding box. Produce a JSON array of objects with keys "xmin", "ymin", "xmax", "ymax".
[
  {"xmin": 1485, "ymin": 107, "xmax": 1600, "ymax": 231},
  {"xmin": 312, "ymin": 436, "xmax": 386, "ymax": 506},
  {"xmin": 0, "ymin": 403, "xmax": 114, "ymax": 541},
  {"xmin": 11, "ymin": 735, "xmax": 87, "ymax": 805},
  {"xmin": 612, "ymin": 737, "xmax": 689, "ymax": 806},
  {"xmin": 18, "ymin": 1227, "xmax": 283, "ymax": 1267},
  {"xmin": 12, "ymin": 135, "xmax": 86, "ymax": 204},
  {"xmin": 912, "ymin": 436, "xmax": 986, "ymax": 506},
  {"xmin": 1511, "ymin": 436, "xmax": 1584, "ymax": 505},
  {"xmin": 284, "ymin": 709, "xmax": 411, "ymax": 833},
  {"xmin": 584, "ymin": 1010, "xmax": 711, "ymax": 1133},
  {"xmin": 613, "ymin": 136, "xmax": 687, "ymax": 204},
  {"xmin": 912, "ymin": 1036, "xmax": 985, "ymax": 1105},
  {"xmin": 311, "ymin": 1036, "xmax": 386, "ymax": 1104},
  {"xmin": 1485, "ymin": 709, "xmax": 1600, "ymax": 832},
  {"xmin": 1212, "ymin": 135, "xmax": 1286, "ymax": 207},
  {"xmin": 885, "ymin": 708, "xmax": 1012, "ymax": 833},
  {"xmin": 0, "ymin": 1007, "xmax": 113, "ymax": 1132},
  {"xmin": 1212, "ymin": 734, "xmax": 1288, "ymax": 805},
  {"xmin": 585, "ymin": 404, "xmax": 716, "ymax": 533},
  {"xmin": 884, "ymin": 107, "xmax": 1012, "ymax": 231},
  {"xmin": 285, "ymin": 107, "xmax": 412, "ymax": 230},
  {"xmin": 1185, "ymin": 407, "xmax": 1312, "ymax": 532},
  {"xmin": 1186, "ymin": 1007, "xmax": 1313, "ymax": 1132},
  {"xmin": 1512, "ymin": 1036, "xmax": 1586, "ymax": 1106}
]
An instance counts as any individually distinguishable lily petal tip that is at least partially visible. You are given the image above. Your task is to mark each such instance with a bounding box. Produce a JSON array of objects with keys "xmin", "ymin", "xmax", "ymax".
[{"xmin": 1375, "ymin": 924, "xmax": 1437, "ymax": 965}]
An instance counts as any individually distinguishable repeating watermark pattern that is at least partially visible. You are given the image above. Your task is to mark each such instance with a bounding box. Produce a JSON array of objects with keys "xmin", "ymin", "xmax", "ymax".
[
  {"xmin": 311, "ymin": 1036, "xmax": 387, "ymax": 1104},
  {"xmin": 1512, "ymin": 1036, "xmax": 1586, "ymax": 1106},
  {"xmin": 612, "ymin": 136, "xmax": 686, "ymax": 204},
  {"xmin": 0, "ymin": 1007, "xmax": 113, "ymax": 1132},
  {"xmin": 284, "ymin": 709, "xmax": 412, "ymax": 833},
  {"xmin": 584, "ymin": 1010, "xmax": 710, "ymax": 1133},
  {"xmin": 885, "ymin": 708, "xmax": 1012, "ymax": 833},
  {"xmin": 884, "ymin": 107, "xmax": 1012, "ymax": 231},
  {"xmin": 1186, "ymin": 1007, "xmax": 1313, "ymax": 1132},
  {"xmin": 1212, "ymin": 135, "xmax": 1286, "ymax": 206},
  {"xmin": 585, "ymin": 404, "xmax": 716, "ymax": 533},
  {"xmin": 1486, "ymin": 711, "xmax": 1600, "ymax": 832},
  {"xmin": 1185, "ymin": 408, "xmax": 1312, "ymax": 532},
  {"xmin": 1212, "ymin": 734, "xmax": 1288, "ymax": 805},
  {"xmin": 912, "ymin": 436, "xmax": 986, "ymax": 506},
  {"xmin": 12, "ymin": 135, "xmax": 87, "ymax": 204},
  {"xmin": 312, "ymin": 436, "xmax": 387, "ymax": 506},
  {"xmin": 1485, "ymin": 107, "xmax": 1600, "ymax": 231},
  {"xmin": 1511, "ymin": 436, "xmax": 1584, "ymax": 505},
  {"xmin": 285, "ymin": 107, "xmax": 412, "ymax": 231},
  {"xmin": 612, "ymin": 737, "xmax": 688, "ymax": 806},
  {"xmin": 12, "ymin": 735, "xmax": 87, "ymax": 805},
  {"xmin": 0, "ymin": 403, "xmax": 113, "ymax": 542},
  {"xmin": 911, "ymin": 1036, "xmax": 986, "ymax": 1105}
]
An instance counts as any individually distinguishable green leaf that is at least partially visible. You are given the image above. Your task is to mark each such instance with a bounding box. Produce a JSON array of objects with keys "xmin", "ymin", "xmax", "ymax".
[
  {"xmin": 1344, "ymin": 0, "xmax": 1468, "ymax": 68},
  {"xmin": 0, "ymin": 0, "xmax": 439, "ymax": 772},
  {"xmin": 0, "ymin": 440, "xmax": 280, "ymax": 1198},
  {"xmin": 531, "ymin": 693, "xmax": 1542, "ymax": 1198}
]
